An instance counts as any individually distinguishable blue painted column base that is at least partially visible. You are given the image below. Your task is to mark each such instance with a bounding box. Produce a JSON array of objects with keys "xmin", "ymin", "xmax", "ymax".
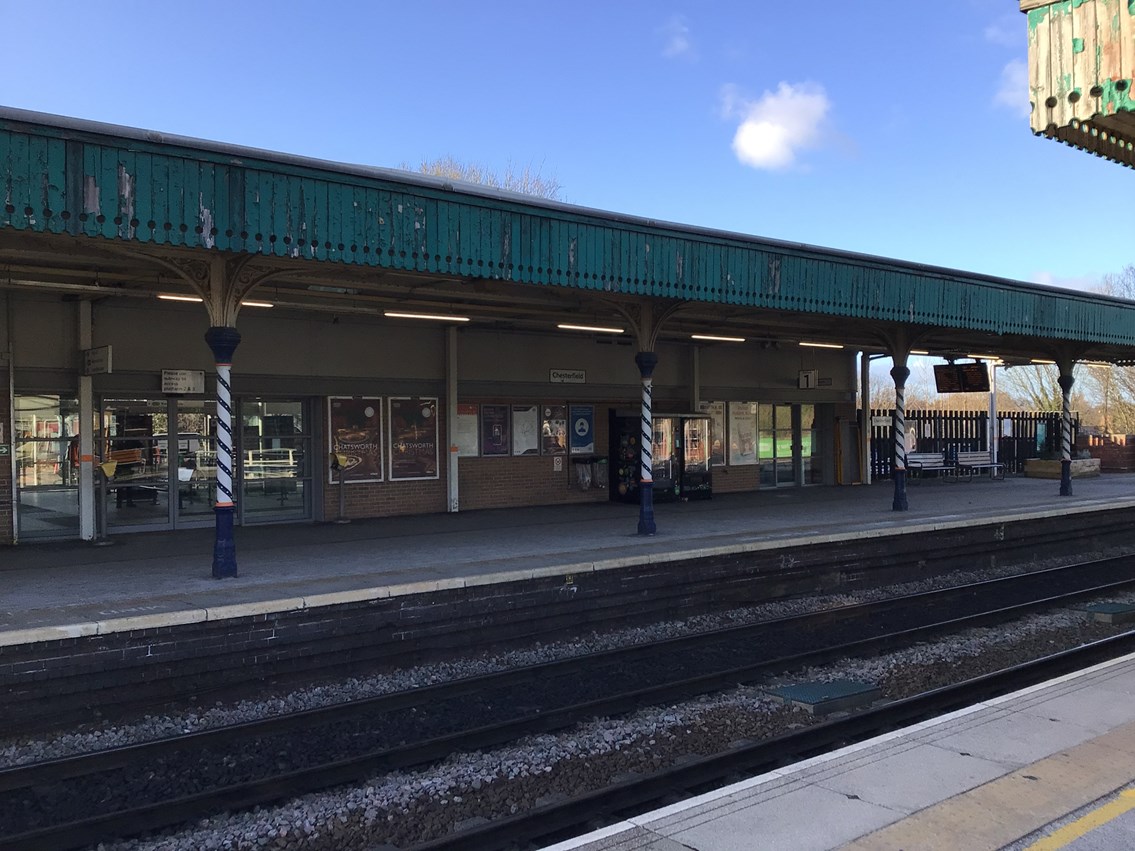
[
  {"xmin": 892, "ymin": 469, "xmax": 909, "ymax": 511},
  {"xmin": 212, "ymin": 505, "xmax": 238, "ymax": 578},
  {"xmin": 638, "ymin": 481, "xmax": 656, "ymax": 535},
  {"xmin": 1060, "ymin": 460, "xmax": 1073, "ymax": 496}
]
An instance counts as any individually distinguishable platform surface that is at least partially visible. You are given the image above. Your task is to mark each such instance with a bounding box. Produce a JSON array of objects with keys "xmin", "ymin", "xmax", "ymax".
[
  {"xmin": 2, "ymin": 474, "xmax": 1134, "ymax": 645},
  {"xmin": 546, "ymin": 651, "xmax": 1135, "ymax": 851}
]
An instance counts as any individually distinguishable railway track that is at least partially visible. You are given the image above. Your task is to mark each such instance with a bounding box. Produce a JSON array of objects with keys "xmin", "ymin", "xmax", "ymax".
[
  {"xmin": 2, "ymin": 555, "xmax": 1134, "ymax": 850},
  {"xmin": 416, "ymin": 631, "xmax": 1135, "ymax": 851}
]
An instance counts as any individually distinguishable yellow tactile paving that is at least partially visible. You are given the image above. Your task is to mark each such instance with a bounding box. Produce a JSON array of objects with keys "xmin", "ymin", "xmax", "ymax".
[{"xmin": 843, "ymin": 722, "xmax": 1135, "ymax": 851}]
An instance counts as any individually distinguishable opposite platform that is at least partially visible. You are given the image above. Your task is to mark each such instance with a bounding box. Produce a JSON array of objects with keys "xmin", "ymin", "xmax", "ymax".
[
  {"xmin": 2, "ymin": 475, "xmax": 1135, "ymax": 646},
  {"xmin": 546, "ymin": 651, "xmax": 1135, "ymax": 851}
]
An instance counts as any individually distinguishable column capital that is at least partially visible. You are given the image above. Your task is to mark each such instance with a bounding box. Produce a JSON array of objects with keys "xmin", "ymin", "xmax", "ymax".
[
  {"xmin": 635, "ymin": 351, "xmax": 658, "ymax": 378},
  {"xmin": 205, "ymin": 326, "xmax": 242, "ymax": 363},
  {"xmin": 889, "ymin": 364, "xmax": 911, "ymax": 387}
]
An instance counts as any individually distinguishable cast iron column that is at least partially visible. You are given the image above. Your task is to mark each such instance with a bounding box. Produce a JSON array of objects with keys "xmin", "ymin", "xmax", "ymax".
[
  {"xmin": 205, "ymin": 327, "xmax": 241, "ymax": 578},
  {"xmin": 891, "ymin": 363, "xmax": 910, "ymax": 511},
  {"xmin": 1058, "ymin": 371, "xmax": 1075, "ymax": 496},
  {"xmin": 636, "ymin": 351, "xmax": 658, "ymax": 535}
]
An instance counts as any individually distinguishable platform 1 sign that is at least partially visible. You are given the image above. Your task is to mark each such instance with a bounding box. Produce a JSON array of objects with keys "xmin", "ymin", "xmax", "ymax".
[{"xmin": 162, "ymin": 369, "xmax": 205, "ymax": 395}]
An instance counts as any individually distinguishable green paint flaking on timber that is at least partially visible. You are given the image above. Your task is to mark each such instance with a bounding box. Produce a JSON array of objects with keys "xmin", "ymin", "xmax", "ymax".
[
  {"xmin": 1100, "ymin": 79, "xmax": 1135, "ymax": 114},
  {"xmin": 6, "ymin": 116, "xmax": 1135, "ymax": 345},
  {"xmin": 1073, "ymin": 37, "xmax": 1085, "ymax": 52}
]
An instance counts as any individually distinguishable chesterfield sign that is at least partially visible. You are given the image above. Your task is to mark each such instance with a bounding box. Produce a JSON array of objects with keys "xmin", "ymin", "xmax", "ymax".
[{"xmin": 549, "ymin": 369, "xmax": 586, "ymax": 384}]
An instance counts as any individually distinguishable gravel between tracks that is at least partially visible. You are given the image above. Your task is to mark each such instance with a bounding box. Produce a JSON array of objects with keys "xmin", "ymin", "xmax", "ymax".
[{"xmin": 2, "ymin": 554, "xmax": 1127, "ymax": 850}]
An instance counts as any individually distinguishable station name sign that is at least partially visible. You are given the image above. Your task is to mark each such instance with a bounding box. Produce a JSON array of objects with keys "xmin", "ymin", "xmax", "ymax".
[
  {"xmin": 162, "ymin": 369, "xmax": 206, "ymax": 395},
  {"xmin": 549, "ymin": 368, "xmax": 586, "ymax": 384}
]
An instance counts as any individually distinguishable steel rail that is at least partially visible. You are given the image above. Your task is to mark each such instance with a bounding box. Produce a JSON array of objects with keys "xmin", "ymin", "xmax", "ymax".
[
  {"xmin": 1, "ymin": 557, "xmax": 1134, "ymax": 850},
  {"xmin": 410, "ymin": 630, "xmax": 1135, "ymax": 850}
]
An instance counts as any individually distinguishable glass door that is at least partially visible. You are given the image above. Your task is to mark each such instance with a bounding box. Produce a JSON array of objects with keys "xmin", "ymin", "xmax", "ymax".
[
  {"xmin": 759, "ymin": 404, "xmax": 806, "ymax": 488},
  {"xmin": 238, "ymin": 399, "xmax": 312, "ymax": 523},
  {"xmin": 14, "ymin": 395, "xmax": 81, "ymax": 539},
  {"xmin": 102, "ymin": 399, "xmax": 171, "ymax": 531},
  {"xmin": 168, "ymin": 399, "xmax": 218, "ymax": 526}
]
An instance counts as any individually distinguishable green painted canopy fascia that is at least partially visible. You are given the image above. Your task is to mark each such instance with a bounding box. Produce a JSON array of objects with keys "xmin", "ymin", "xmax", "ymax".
[{"xmin": 3, "ymin": 107, "xmax": 1135, "ymax": 346}]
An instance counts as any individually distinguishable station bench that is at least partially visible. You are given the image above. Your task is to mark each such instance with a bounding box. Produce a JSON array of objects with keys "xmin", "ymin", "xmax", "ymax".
[
  {"xmin": 955, "ymin": 450, "xmax": 1005, "ymax": 481},
  {"xmin": 906, "ymin": 452, "xmax": 956, "ymax": 481}
]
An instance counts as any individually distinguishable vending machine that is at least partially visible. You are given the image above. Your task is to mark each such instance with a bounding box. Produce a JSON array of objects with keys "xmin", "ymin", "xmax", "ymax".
[{"xmin": 609, "ymin": 412, "xmax": 712, "ymax": 503}]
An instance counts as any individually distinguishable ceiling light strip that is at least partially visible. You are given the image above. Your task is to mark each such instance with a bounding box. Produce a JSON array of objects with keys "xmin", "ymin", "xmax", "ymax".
[
  {"xmin": 798, "ymin": 341, "xmax": 844, "ymax": 349},
  {"xmin": 691, "ymin": 334, "xmax": 746, "ymax": 343},
  {"xmin": 557, "ymin": 323, "xmax": 624, "ymax": 334},
  {"xmin": 384, "ymin": 311, "xmax": 470, "ymax": 322}
]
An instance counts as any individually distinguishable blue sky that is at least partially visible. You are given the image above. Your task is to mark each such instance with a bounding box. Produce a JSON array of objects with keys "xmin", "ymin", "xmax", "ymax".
[{"xmin": 2, "ymin": 1, "xmax": 1128, "ymax": 290}]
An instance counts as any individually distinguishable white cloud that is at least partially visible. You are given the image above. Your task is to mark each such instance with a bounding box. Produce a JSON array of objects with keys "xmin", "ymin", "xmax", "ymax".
[
  {"xmin": 983, "ymin": 16, "xmax": 1020, "ymax": 48},
  {"xmin": 660, "ymin": 15, "xmax": 694, "ymax": 59},
  {"xmin": 1028, "ymin": 271, "xmax": 1102, "ymax": 291},
  {"xmin": 993, "ymin": 59, "xmax": 1030, "ymax": 118},
  {"xmin": 720, "ymin": 82, "xmax": 831, "ymax": 171}
]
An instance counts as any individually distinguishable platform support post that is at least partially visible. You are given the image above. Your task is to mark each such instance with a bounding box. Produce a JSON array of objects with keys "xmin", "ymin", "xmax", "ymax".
[
  {"xmin": 891, "ymin": 362, "xmax": 910, "ymax": 511},
  {"xmin": 636, "ymin": 351, "xmax": 658, "ymax": 535},
  {"xmin": 1058, "ymin": 370, "xmax": 1075, "ymax": 497},
  {"xmin": 205, "ymin": 326, "xmax": 241, "ymax": 578}
]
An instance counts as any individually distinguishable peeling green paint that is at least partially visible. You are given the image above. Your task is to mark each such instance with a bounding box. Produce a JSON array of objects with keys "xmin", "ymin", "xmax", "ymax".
[
  {"xmin": 1100, "ymin": 79, "xmax": 1135, "ymax": 114},
  {"xmin": 1073, "ymin": 36, "xmax": 1085, "ymax": 52}
]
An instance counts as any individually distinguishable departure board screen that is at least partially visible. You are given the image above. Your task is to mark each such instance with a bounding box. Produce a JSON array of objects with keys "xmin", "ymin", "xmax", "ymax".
[{"xmin": 933, "ymin": 363, "xmax": 991, "ymax": 393}]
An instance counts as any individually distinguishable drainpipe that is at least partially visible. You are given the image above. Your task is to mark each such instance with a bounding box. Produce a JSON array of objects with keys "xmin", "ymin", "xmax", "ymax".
[
  {"xmin": 446, "ymin": 325, "xmax": 459, "ymax": 513},
  {"xmin": 78, "ymin": 300, "xmax": 94, "ymax": 540}
]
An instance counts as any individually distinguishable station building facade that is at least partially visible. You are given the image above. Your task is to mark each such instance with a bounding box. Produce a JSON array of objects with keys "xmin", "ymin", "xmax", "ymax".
[{"xmin": 4, "ymin": 106, "xmax": 1135, "ymax": 548}]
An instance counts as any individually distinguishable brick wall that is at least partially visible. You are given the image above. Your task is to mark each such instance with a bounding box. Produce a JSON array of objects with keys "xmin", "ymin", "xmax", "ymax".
[
  {"xmin": 0, "ymin": 353, "xmax": 11, "ymax": 545},
  {"xmin": 712, "ymin": 463, "xmax": 760, "ymax": 493},
  {"xmin": 1078, "ymin": 433, "xmax": 1135, "ymax": 472}
]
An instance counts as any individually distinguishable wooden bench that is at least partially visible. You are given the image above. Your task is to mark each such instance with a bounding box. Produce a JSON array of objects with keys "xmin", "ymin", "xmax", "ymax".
[
  {"xmin": 906, "ymin": 451, "xmax": 956, "ymax": 481},
  {"xmin": 955, "ymin": 450, "xmax": 1005, "ymax": 481}
]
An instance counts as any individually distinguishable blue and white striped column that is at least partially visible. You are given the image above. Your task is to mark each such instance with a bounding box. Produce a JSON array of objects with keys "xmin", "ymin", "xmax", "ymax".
[
  {"xmin": 1058, "ymin": 371, "xmax": 1075, "ymax": 496},
  {"xmin": 635, "ymin": 351, "xmax": 658, "ymax": 535},
  {"xmin": 205, "ymin": 327, "xmax": 241, "ymax": 578},
  {"xmin": 891, "ymin": 363, "xmax": 910, "ymax": 511}
]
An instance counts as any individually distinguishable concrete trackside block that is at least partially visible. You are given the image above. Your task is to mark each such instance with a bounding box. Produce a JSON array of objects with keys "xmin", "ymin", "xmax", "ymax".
[
  {"xmin": 1084, "ymin": 602, "xmax": 1135, "ymax": 624},
  {"xmin": 95, "ymin": 609, "xmax": 208, "ymax": 634},
  {"xmin": 766, "ymin": 679, "xmax": 882, "ymax": 715},
  {"xmin": 0, "ymin": 622, "xmax": 99, "ymax": 647},
  {"xmin": 204, "ymin": 598, "xmax": 306, "ymax": 621}
]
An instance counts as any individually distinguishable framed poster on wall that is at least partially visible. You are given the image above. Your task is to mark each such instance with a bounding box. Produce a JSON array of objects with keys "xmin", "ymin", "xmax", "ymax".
[
  {"xmin": 388, "ymin": 397, "xmax": 439, "ymax": 480},
  {"xmin": 569, "ymin": 405, "xmax": 595, "ymax": 455},
  {"xmin": 481, "ymin": 404, "xmax": 511, "ymax": 456},
  {"xmin": 455, "ymin": 403, "xmax": 479, "ymax": 458},
  {"xmin": 728, "ymin": 401, "xmax": 758, "ymax": 466},
  {"xmin": 512, "ymin": 405, "xmax": 539, "ymax": 455},
  {"xmin": 541, "ymin": 404, "xmax": 568, "ymax": 455},
  {"xmin": 706, "ymin": 401, "xmax": 726, "ymax": 467},
  {"xmin": 328, "ymin": 397, "xmax": 383, "ymax": 484}
]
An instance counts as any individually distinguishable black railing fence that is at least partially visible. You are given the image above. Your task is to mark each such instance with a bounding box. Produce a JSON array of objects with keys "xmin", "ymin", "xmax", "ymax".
[{"xmin": 868, "ymin": 409, "xmax": 1076, "ymax": 480}]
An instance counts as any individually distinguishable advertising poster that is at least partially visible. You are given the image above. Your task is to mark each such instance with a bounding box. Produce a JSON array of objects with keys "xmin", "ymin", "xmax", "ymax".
[
  {"xmin": 328, "ymin": 397, "xmax": 383, "ymax": 484},
  {"xmin": 389, "ymin": 397, "xmax": 439, "ymax": 480},
  {"xmin": 706, "ymin": 401, "xmax": 726, "ymax": 467},
  {"xmin": 480, "ymin": 404, "xmax": 511, "ymax": 456},
  {"xmin": 728, "ymin": 401, "xmax": 758, "ymax": 466},
  {"xmin": 569, "ymin": 405, "xmax": 595, "ymax": 455},
  {"xmin": 512, "ymin": 405, "xmax": 539, "ymax": 455},
  {"xmin": 455, "ymin": 403, "xmax": 479, "ymax": 457},
  {"xmin": 541, "ymin": 404, "xmax": 568, "ymax": 455}
]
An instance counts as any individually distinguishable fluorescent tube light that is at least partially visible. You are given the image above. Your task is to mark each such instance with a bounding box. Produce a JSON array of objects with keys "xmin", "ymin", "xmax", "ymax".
[
  {"xmin": 384, "ymin": 311, "xmax": 471, "ymax": 322},
  {"xmin": 1030, "ymin": 358, "xmax": 1056, "ymax": 365},
  {"xmin": 158, "ymin": 294, "xmax": 203, "ymax": 303},
  {"xmin": 240, "ymin": 300, "xmax": 274, "ymax": 308},
  {"xmin": 799, "ymin": 341, "xmax": 843, "ymax": 349},
  {"xmin": 557, "ymin": 323, "xmax": 624, "ymax": 334},
  {"xmin": 692, "ymin": 334, "xmax": 746, "ymax": 343},
  {"xmin": 911, "ymin": 350, "xmax": 930, "ymax": 355}
]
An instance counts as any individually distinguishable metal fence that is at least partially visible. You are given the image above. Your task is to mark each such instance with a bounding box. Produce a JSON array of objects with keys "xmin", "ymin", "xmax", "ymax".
[{"xmin": 868, "ymin": 409, "xmax": 1076, "ymax": 480}]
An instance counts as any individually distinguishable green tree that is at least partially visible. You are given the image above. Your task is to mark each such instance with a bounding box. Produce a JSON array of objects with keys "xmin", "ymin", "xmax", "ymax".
[{"xmin": 403, "ymin": 155, "xmax": 563, "ymax": 200}]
